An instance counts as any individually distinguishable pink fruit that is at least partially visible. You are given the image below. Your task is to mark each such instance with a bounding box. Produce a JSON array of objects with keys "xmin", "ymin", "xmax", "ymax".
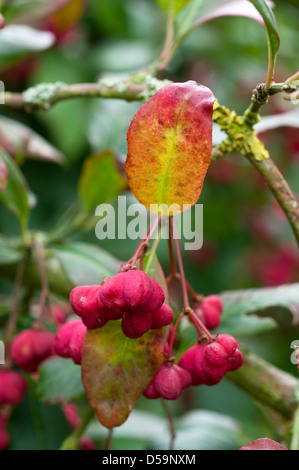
[
  {"xmin": 99, "ymin": 270, "xmax": 165, "ymax": 314},
  {"xmin": 121, "ymin": 311, "xmax": 153, "ymax": 339},
  {"xmin": 216, "ymin": 334, "xmax": 239, "ymax": 356},
  {"xmin": 70, "ymin": 285, "xmax": 121, "ymax": 326},
  {"xmin": 54, "ymin": 320, "xmax": 87, "ymax": 365},
  {"xmin": 144, "ymin": 363, "xmax": 192, "ymax": 400},
  {"xmin": 151, "ymin": 303, "xmax": 174, "ymax": 330},
  {"xmin": 204, "ymin": 341, "xmax": 228, "ymax": 367},
  {"xmin": 0, "ymin": 370, "xmax": 27, "ymax": 406},
  {"xmin": 10, "ymin": 329, "xmax": 55, "ymax": 373},
  {"xmin": 70, "ymin": 285, "xmax": 102, "ymax": 316},
  {"xmin": 179, "ymin": 343, "xmax": 209, "ymax": 386},
  {"xmin": 196, "ymin": 295, "xmax": 223, "ymax": 330},
  {"xmin": 227, "ymin": 348, "xmax": 243, "ymax": 372}
]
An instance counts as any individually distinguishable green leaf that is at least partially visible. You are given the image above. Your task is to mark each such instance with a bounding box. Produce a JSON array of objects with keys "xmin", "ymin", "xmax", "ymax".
[
  {"xmin": 218, "ymin": 283, "xmax": 299, "ymax": 336},
  {"xmin": 78, "ymin": 150, "xmax": 128, "ymax": 212},
  {"xmin": 8, "ymin": 375, "xmax": 71, "ymax": 450},
  {"xmin": 52, "ymin": 241, "xmax": 121, "ymax": 287},
  {"xmin": 0, "ymin": 237, "xmax": 23, "ymax": 265},
  {"xmin": 0, "ymin": 116, "xmax": 66, "ymax": 165},
  {"xmin": 248, "ymin": 0, "xmax": 280, "ymax": 87},
  {"xmin": 156, "ymin": 0, "xmax": 192, "ymax": 15},
  {"xmin": 0, "ymin": 151, "xmax": 30, "ymax": 233},
  {"xmin": 151, "ymin": 410, "xmax": 243, "ymax": 450},
  {"xmin": 37, "ymin": 357, "xmax": 85, "ymax": 404},
  {"xmin": 0, "ymin": 25, "xmax": 55, "ymax": 67},
  {"xmin": 81, "ymin": 321, "xmax": 166, "ymax": 429}
]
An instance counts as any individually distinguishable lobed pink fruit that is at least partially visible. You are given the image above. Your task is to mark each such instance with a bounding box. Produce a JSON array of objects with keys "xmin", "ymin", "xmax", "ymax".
[
  {"xmin": 121, "ymin": 311, "xmax": 153, "ymax": 339},
  {"xmin": 70, "ymin": 285, "xmax": 122, "ymax": 328},
  {"xmin": 54, "ymin": 320, "xmax": 87, "ymax": 365},
  {"xmin": 216, "ymin": 334, "xmax": 239, "ymax": 356},
  {"xmin": 151, "ymin": 303, "xmax": 174, "ymax": 330},
  {"xmin": 204, "ymin": 341, "xmax": 229, "ymax": 367},
  {"xmin": 144, "ymin": 363, "xmax": 192, "ymax": 400},
  {"xmin": 70, "ymin": 285, "xmax": 102, "ymax": 317},
  {"xmin": 197, "ymin": 295, "xmax": 224, "ymax": 330},
  {"xmin": 99, "ymin": 270, "xmax": 165, "ymax": 314},
  {"xmin": 0, "ymin": 370, "xmax": 27, "ymax": 406},
  {"xmin": 178, "ymin": 343, "xmax": 209, "ymax": 386},
  {"xmin": 10, "ymin": 329, "xmax": 55, "ymax": 373},
  {"xmin": 178, "ymin": 342, "xmax": 224, "ymax": 386}
]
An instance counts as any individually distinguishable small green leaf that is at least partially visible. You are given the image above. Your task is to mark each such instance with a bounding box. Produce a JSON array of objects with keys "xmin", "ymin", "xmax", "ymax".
[
  {"xmin": 0, "ymin": 237, "xmax": 23, "ymax": 265},
  {"xmin": 152, "ymin": 410, "xmax": 243, "ymax": 450},
  {"xmin": 156, "ymin": 0, "xmax": 192, "ymax": 15},
  {"xmin": 37, "ymin": 357, "xmax": 85, "ymax": 404},
  {"xmin": 0, "ymin": 25, "xmax": 55, "ymax": 67},
  {"xmin": 81, "ymin": 321, "xmax": 166, "ymax": 428},
  {"xmin": 248, "ymin": 0, "xmax": 280, "ymax": 87},
  {"xmin": 78, "ymin": 150, "xmax": 128, "ymax": 212},
  {"xmin": 218, "ymin": 283, "xmax": 299, "ymax": 336},
  {"xmin": 52, "ymin": 241, "xmax": 121, "ymax": 287},
  {"xmin": 0, "ymin": 151, "xmax": 30, "ymax": 233},
  {"xmin": 0, "ymin": 116, "xmax": 66, "ymax": 165}
]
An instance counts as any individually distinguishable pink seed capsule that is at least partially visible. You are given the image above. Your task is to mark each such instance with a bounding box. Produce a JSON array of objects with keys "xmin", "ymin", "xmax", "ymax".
[
  {"xmin": 121, "ymin": 311, "xmax": 153, "ymax": 339},
  {"xmin": 10, "ymin": 329, "xmax": 55, "ymax": 373},
  {"xmin": 151, "ymin": 303, "xmax": 174, "ymax": 330},
  {"xmin": 0, "ymin": 370, "xmax": 27, "ymax": 406}
]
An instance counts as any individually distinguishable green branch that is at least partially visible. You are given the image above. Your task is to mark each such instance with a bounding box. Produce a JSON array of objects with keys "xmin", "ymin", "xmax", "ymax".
[{"xmin": 227, "ymin": 350, "xmax": 299, "ymax": 419}]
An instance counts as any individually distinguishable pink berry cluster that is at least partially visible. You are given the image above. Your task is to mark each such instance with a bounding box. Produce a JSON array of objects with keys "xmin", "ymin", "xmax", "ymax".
[
  {"xmin": 143, "ymin": 331, "xmax": 243, "ymax": 400},
  {"xmin": 69, "ymin": 269, "xmax": 174, "ymax": 339},
  {"xmin": 178, "ymin": 334, "xmax": 243, "ymax": 386}
]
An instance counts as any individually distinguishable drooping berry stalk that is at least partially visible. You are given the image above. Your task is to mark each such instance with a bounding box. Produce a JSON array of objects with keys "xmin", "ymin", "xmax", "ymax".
[
  {"xmin": 129, "ymin": 215, "xmax": 161, "ymax": 268},
  {"xmin": 34, "ymin": 239, "xmax": 50, "ymax": 322},
  {"xmin": 172, "ymin": 221, "xmax": 189, "ymax": 311},
  {"xmin": 171, "ymin": 219, "xmax": 213, "ymax": 340}
]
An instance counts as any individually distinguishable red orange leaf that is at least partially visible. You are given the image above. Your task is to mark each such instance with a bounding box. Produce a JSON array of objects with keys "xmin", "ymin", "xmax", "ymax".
[{"xmin": 125, "ymin": 80, "xmax": 215, "ymax": 215}]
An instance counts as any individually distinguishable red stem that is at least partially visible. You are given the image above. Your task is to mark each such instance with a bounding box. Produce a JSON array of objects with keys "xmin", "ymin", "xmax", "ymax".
[
  {"xmin": 189, "ymin": 309, "xmax": 213, "ymax": 340},
  {"xmin": 172, "ymin": 224, "xmax": 190, "ymax": 310},
  {"xmin": 166, "ymin": 311, "xmax": 185, "ymax": 359},
  {"xmin": 130, "ymin": 215, "xmax": 161, "ymax": 267}
]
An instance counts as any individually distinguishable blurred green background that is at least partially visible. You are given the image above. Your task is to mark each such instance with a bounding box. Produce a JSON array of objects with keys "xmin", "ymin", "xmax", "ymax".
[{"xmin": 0, "ymin": 0, "xmax": 299, "ymax": 450}]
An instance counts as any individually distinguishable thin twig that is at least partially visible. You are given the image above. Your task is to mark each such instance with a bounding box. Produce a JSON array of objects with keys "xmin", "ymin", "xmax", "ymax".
[
  {"xmin": 4, "ymin": 256, "xmax": 27, "ymax": 349},
  {"xmin": 34, "ymin": 239, "xmax": 49, "ymax": 322},
  {"xmin": 161, "ymin": 399, "xmax": 176, "ymax": 451},
  {"xmin": 105, "ymin": 429, "xmax": 113, "ymax": 450}
]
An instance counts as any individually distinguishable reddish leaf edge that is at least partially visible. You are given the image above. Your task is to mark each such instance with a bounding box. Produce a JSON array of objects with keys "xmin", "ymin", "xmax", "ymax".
[{"xmin": 239, "ymin": 438, "xmax": 288, "ymax": 451}]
